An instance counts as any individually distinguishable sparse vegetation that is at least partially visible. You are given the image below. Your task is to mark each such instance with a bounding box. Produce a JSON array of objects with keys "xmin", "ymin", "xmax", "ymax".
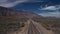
[
  {"xmin": 33, "ymin": 18, "xmax": 60, "ymax": 34},
  {"xmin": 0, "ymin": 16, "xmax": 28, "ymax": 34}
]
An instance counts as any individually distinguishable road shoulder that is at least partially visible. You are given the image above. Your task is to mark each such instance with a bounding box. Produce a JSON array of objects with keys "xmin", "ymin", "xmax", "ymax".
[{"xmin": 32, "ymin": 21, "xmax": 54, "ymax": 34}]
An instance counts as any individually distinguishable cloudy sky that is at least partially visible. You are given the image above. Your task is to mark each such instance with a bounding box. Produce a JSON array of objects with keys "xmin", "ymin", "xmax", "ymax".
[{"xmin": 0, "ymin": 0, "xmax": 60, "ymax": 18}]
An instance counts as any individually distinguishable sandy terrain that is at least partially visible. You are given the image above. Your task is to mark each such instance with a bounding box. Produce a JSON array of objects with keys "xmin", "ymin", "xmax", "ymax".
[
  {"xmin": 32, "ymin": 21, "xmax": 54, "ymax": 34},
  {"xmin": 8, "ymin": 20, "xmax": 30, "ymax": 34},
  {"xmin": 8, "ymin": 20, "xmax": 54, "ymax": 34}
]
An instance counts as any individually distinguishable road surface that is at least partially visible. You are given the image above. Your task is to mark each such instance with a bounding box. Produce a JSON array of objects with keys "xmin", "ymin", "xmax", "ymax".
[
  {"xmin": 9, "ymin": 20, "xmax": 54, "ymax": 34},
  {"xmin": 28, "ymin": 21, "xmax": 42, "ymax": 34}
]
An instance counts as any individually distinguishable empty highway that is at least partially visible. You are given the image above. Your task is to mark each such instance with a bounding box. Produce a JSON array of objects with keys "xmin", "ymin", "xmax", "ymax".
[{"xmin": 27, "ymin": 21, "xmax": 42, "ymax": 34}]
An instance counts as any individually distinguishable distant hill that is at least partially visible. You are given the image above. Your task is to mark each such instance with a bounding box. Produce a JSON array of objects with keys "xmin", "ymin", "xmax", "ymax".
[
  {"xmin": 0, "ymin": 6, "xmax": 43, "ymax": 34},
  {"xmin": 0, "ymin": 6, "xmax": 42, "ymax": 18}
]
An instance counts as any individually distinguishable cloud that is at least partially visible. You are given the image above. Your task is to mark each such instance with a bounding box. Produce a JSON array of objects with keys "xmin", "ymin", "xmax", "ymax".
[
  {"xmin": 0, "ymin": 0, "xmax": 44, "ymax": 8},
  {"xmin": 39, "ymin": 5, "xmax": 60, "ymax": 18},
  {"xmin": 39, "ymin": 11, "xmax": 60, "ymax": 17},
  {"xmin": 40, "ymin": 5, "xmax": 60, "ymax": 10},
  {"xmin": 0, "ymin": 0, "xmax": 27, "ymax": 7},
  {"xmin": 0, "ymin": 0, "xmax": 29, "ymax": 7},
  {"xmin": 27, "ymin": 0, "xmax": 44, "ymax": 2},
  {"xmin": 0, "ymin": 0, "xmax": 7, "ymax": 3}
]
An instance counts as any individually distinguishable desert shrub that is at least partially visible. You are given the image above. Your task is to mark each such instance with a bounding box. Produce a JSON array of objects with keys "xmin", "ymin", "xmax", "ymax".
[{"xmin": 0, "ymin": 17, "xmax": 27, "ymax": 34}]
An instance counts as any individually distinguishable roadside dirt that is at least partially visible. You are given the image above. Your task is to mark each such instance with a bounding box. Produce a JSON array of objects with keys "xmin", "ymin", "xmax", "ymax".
[
  {"xmin": 32, "ymin": 21, "xmax": 54, "ymax": 34},
  {"xmin": 8, "ymin": 20, "xmax": 54, "ymax": 34},
  {"xmin": 9, "ymin": 20, "xmax": 30, "ymax": 34}
]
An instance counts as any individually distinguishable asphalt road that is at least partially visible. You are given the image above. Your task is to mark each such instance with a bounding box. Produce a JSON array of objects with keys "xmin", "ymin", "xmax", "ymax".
[{"xmin": 28, "ymin": 21, "xmax": 42, "ymax": 34}]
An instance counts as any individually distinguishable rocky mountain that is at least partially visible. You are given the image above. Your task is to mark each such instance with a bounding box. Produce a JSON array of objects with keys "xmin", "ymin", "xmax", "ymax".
[
  {"xmin": 0, "ymin": 6, "xmax": 42, "ymax": 19},
  {"xmin": 0, "ymin": 6, "xmax": 42, "ymax": 34}
]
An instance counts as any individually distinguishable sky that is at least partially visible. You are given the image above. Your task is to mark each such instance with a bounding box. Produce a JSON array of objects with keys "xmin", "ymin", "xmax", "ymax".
[{"xmin": 0, "ymin": 0, "xmax": 60, "ymax": 18}]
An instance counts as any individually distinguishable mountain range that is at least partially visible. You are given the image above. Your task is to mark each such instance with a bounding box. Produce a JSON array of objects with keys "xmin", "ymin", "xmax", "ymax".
[{"xmin": 0, "ymin": 6, "xmax": 42, "ymax": 19}]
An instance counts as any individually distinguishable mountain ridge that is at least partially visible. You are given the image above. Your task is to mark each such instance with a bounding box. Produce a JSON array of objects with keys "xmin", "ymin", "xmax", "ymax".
[{"xmin": 0, "ymin": 6, "xmax": 42, "ymax": 18}]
